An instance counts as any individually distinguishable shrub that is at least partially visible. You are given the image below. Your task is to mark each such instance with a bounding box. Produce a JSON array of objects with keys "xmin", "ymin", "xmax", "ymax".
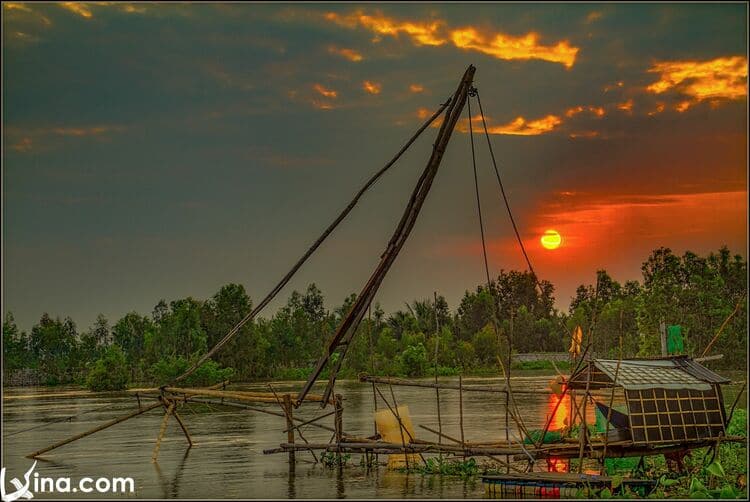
[
  {"xmin": 400, "ymin": 343, "xmax": 428, "ymax": 377},
  {"xmin": 149, "ymin": 355, "xmax": 233, "ymax": 387},
  {"xmin": 86, "ymin": 346, "xmax": 129, "ymax": 391}
]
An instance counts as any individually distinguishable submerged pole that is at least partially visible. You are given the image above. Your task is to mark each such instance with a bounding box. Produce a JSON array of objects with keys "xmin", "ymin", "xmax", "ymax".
[{"xmin": 27, "ymin": 401, "xmax": 162, "ymax": 459}]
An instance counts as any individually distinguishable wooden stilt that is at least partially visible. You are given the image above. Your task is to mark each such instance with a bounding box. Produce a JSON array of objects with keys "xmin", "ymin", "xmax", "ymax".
[
  {"xmin": 334, "ymin": 394, "xmax": 344, "ymax": 464},
  {"xmin": 160, "ymin": 398, "xmax": 193, "ymax": 447},
  {"xmin": 152, "ymin": 401, "xmax": 175, "ymax": 463},
  {"xmin": 284, "ymin": 393, "xmax": 296, "ymax": 465},
  {"xmin": 578, "ymin": 363, "xmax": 592, "ymax": 473},
  {"xmin": 459, "ymin": 373, "xmax": 466, "ymax": 460}
]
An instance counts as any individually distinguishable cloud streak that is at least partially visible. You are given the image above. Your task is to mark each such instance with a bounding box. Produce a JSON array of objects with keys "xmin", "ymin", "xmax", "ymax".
[
  {"xmin": 325, "ymin": 9, "xmax": 579, "ymax": 67},
  {"xmin": 646, "ymin": 56, "xmax": 748, "ymax": 105},
  {"xmin": 327, "ymin": 45, "xmax": 363, "ymax": 62}
]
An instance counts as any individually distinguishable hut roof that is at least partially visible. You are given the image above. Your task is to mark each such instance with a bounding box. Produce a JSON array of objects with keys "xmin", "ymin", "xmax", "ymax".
[{"xmin": 568, "ymin": 356, "xmax": 730, "ymax": 391}]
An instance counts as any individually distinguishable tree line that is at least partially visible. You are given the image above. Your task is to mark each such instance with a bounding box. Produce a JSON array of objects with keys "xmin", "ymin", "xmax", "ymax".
[{"xmin": 2, "ymin": 246, "xmax": 746, "ymax": 389}]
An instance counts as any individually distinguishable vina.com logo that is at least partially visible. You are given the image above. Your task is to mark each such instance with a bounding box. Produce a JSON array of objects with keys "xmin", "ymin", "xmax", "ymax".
[{"xmin": 1, "ymin": 462, "xmax": 135, "ymax": 501}]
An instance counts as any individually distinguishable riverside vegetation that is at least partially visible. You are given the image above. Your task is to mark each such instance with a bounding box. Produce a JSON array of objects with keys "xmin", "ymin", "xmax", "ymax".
[{"xmin": 2, "ymin": 246, "xmax": 746, "ymax": 390}]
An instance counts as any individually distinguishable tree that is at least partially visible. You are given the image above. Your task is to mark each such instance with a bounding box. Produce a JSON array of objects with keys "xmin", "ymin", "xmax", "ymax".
[
  {"xmin": 86, "ymin": 345, "xmax": 129, "ymax": 391},
  {"xmin": 3, "ymin": 312, "xmax": 31, "ymax": 376},
  {"xmin": 112, "ymin": 312, "xmax": 153, "ymax": 380},
  {"xmin": 29, "ymin": 314, "xmax": 78, "ymax": 384}
]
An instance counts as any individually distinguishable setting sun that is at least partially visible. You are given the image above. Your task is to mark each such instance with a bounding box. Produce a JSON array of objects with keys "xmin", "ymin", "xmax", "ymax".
[{"xmin": 541, "ymin": 229, "xmax": 562, "ymax": 250}]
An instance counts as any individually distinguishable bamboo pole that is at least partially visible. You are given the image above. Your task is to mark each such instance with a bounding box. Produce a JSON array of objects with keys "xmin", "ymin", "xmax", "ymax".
[
  {"xmin": 163, "ymin": 387, "xmax": 329, "ymax": 404},
  {"xmin": 600, "ymin": 337, "xmax": 623, "ymax": 473},
  {"xmin": 282, "ymin": 411, "xmax": 335, "ymax": 433},
  {"xmin": 372, "ymin": 385, "xmax": 426, "ymax": 466},
  {"xmin": 268, "ymin": 384, "xmax": 317, "ymax": 463},
  {"xmin": 390, "ymin": 384, "xmax": 410, "ymax": 470},
  {"xmin": 578, "ymin": 362, "xmax": 592, "ymax": 473},
  {"xmin": 160, "ymin": 397, "xmax": 193, "ymax": 447},
  {"xmin": 284, "ymin": 394, "xmax": 295, "ymax": 464},
  {"xmin": 459, "ymin": 374, "xmax": 465, "ymax": 459},
  {"xmin": 186, "ymin": 398, "xmax": 337, "ymax": 433},
  {"xmin": 27, "ymin": 401, "xmax": 163, "ymax": 458},
  {"xmin": 360, "ymin": 375, "xmax": 545, "ymax": 394},
  {"xmin": 152, "ymin": 401, "xmax": 175, "ymax": 463},
  {"xmin": 334, "ymin": 394, "xmax": 344, "ymax": 464},
  {"xmin": 418, "ymin": 425, "xmax": 526, "ymax": 474},
  {"xmin": 298, "ymin": 65, "xmax": 477, "ymax": 407},
  {"xmin": 535, "ymin": 344, "xmax": 592, "ymax": 449},
  {"xmin": 433, "ymin": 291, "xmax": 443, "ymax": 461},
  {"xmin": 701, "ymin": 296, "xmax": 745, "ymax": 357}
]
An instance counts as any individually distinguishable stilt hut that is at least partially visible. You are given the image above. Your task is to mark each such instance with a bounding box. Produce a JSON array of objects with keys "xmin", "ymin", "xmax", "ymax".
[{"xmin": 567, "ymin": 356, "xmax": 731, "ymax": 446}]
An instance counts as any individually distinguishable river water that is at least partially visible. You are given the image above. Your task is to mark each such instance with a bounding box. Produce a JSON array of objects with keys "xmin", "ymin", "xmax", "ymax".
[{"xmin": 2, "ymin": 373, "xmax": 745, "ymax": 499}]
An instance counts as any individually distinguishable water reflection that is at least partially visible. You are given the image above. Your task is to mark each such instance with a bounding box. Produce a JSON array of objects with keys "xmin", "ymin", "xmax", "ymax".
[{"xmin": 546, "ymin": 392, "xmax": 570, "ymax": 431}]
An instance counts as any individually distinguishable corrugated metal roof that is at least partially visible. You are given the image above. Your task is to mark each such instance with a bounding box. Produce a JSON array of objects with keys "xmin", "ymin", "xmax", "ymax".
[
  {"xmin": 591, "ymin": 358, "xmax": 720, "ymax": 391},
  {"xmin": 673, "ymin": 357, "xmax": 731, "ymax": 384}
]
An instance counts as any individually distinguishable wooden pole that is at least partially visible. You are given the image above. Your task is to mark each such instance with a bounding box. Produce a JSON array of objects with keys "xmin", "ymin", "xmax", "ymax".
[
  {"xmin": 389, "ymin": 385, "xmax": 410, "ymax": 470},
  {"xmin": 152, "ymin": 401, "xmax": 175, "ymax": 463},
  {"xmin": 284, "ymin": 393, "xmax": 296, "ymax": 465},
  {"xmin": 660, "ymin": 318, "xmax": 667, "ymax": 356},
  {"xmin": 701, "ymin": 296, "xmax": 745, "ymax": 358},
  {"xmin": 600, "ymin": 337, "xmax": 623, "ymax": 473},
  {"xmin": 433, "ymin": 291, "xmax": 443, "ymax": 460},
  {"xmin": 578, "ymin": 363, "xmax": 592, "ymax": 473},
  {"xmin": 459, "ymin": 373, "xmax": 465, "ymax": 460},
  {"xmin": 161, "ymin": 398, "xmax": 193, "ymax": 447},
  {"xmin": 360, "ymin": 374, "xmax": 542, "ymax": 394},
  {"xmin": 371, "ymin": 382, "xmax": 379, "ymax": 467},
  {"xmin": 268, "ymin": 384, "xmax": 318, "ymax": 463},
  {"xmin": 334, "ymin": 394, "xmax": 344, "ymax": 464},
  {"xmin": 27, "ymin": 401, "xmax": 162, "ymax": 458}
]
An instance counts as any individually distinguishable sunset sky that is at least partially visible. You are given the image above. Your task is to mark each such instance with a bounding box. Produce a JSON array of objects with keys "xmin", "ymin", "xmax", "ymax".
[{"xmin": 3, "ymin": 3, "xmax": 747, "ymax": 331}]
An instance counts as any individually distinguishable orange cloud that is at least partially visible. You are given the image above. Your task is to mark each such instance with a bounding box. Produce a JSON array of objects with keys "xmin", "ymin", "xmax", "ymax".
[
  {"xmin": 450, "ymin": 28, "xmax": 578, "ymax": 68},
  {"xmin": 12, "ymin": 137, "xmax": 33, "ymax": 152},
  {"xmin": 325, "ymin": 10, "xmax": 445, "ymax": 46},
  {"xmin": 51, "ymin": 126, "xmax": 115, "ymax": 136},
  {"xmin": 585, "ymin": 11, "xmax": 603, "ymax": 24},
  {"xmin": 472, "ymin": 114, "xmax": 563, "ymax": 136},
  {"xmin": 647, "ymin": 102, "xmax": 666, "ymax": 116},
  {"xmin": 328, "ymin": 45, "xmax": 363, "ymax": 62},
  {"xmin": 362, "ymin": 80, "xmax": 382, "ymax": 94},
  {"xmin": 313, "ymin": 83, "xmax": 337, "ymax": 99},
  {"xmin": 311, "ymin": 100, "xmax": 335, "ymax": 110},
  {"xmin": 647, "ymin": 56, "xmax": 748, "ymax": 104},
  {"xmin": 569, "ymin": 131, "xmax": 599, "ymax": 139},
  {"xmin": 325, "ymin": 10, "xmax": 579, "ymax": 68},
  {"xmin": 616, "ymin": 99, "xmax": 633, "ymax": 113},
  {"xmin": 409, "ymin": 83, "xmax": 425, "ymax": 93},
  {"xmin": 566, "ymin": 105, "xmax": 605, "ymax": 118},
  {"xmin": 59, "ymin": 2, "xmax": 93, "ymax": 19},
  {"xmin": 4, "ymin": 2, "xmax": 30, "ymax": 12},
  {"xmin": 675, "ymin": 101, "xmax": 691, "ymax": 113},
  {"xmin": 4, "ymin": 2, "xmax": 52, "ymax": 25}
]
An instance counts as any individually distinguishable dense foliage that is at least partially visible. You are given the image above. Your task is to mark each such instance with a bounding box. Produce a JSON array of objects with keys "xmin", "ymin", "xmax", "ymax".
[{"xmin": 2, "ymin": 246, "xmax": 746, "ymax": 389}]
